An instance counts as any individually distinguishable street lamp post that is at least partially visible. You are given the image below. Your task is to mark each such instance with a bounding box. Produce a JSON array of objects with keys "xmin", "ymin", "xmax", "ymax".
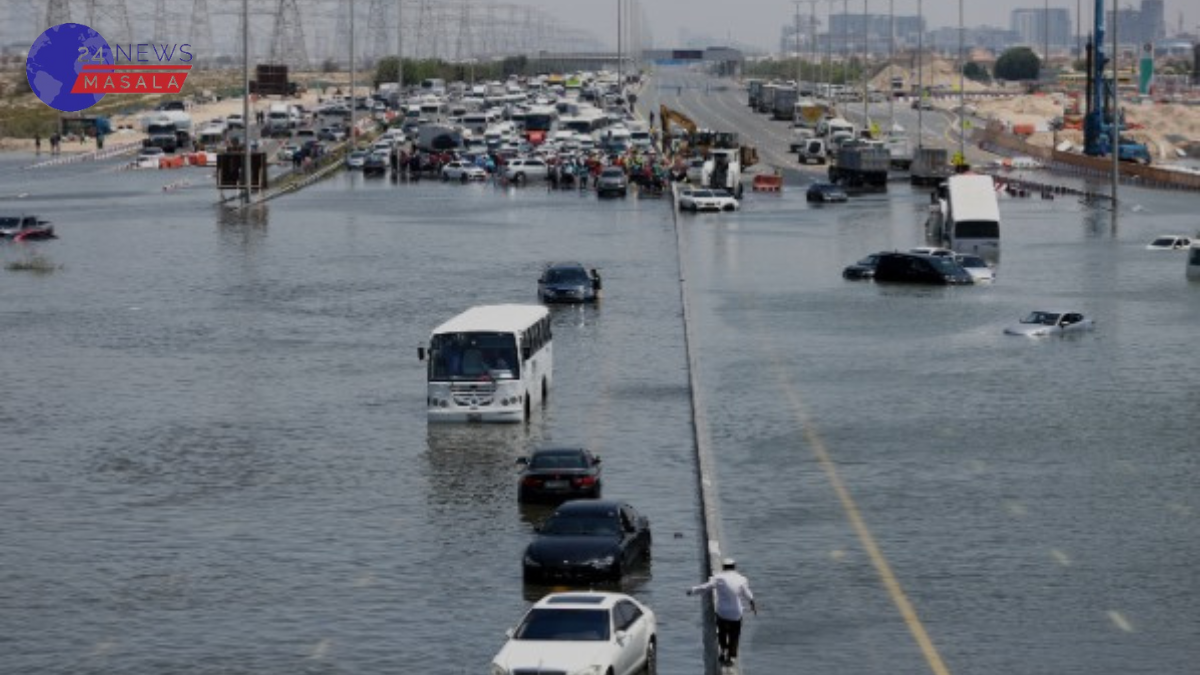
[
  {"xmin": 958, "ymin": 0, "xmax": 965, "ymax": 166},
  {"xmin": 794, "ymin": 1, "xmax": 803, "ymax": 86},
  {"xmin": 240, "ymin": 0, "xmax": 250, "ymax": 204},
  {"xmin": 916, "ymin": 0, "xmax": 923, "ymax": 149},
  {"xmin": 862, "ymin": 0, "xmax": 869, "ymax": 130}
]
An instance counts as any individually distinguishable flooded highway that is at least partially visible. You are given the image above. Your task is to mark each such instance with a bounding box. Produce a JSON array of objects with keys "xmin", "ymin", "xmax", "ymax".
[{"xmin": 3, "ymin": 73, "xmax": 1200, "ymax": 674}]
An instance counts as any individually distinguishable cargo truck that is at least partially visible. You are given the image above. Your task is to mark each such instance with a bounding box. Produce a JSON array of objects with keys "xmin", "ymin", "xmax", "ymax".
[
  {"xmin": 828, "ymin": 142, "xmax": 890, "ymax": 191},
  {"xmin": 772, "ymin": 86, "xmax": 798, "ymax": 121}
]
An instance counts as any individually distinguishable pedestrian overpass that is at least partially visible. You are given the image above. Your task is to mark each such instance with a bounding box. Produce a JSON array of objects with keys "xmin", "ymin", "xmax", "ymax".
[{"xmin": 529, "ymin": 47, "xmax": 743, "ymax": 74}]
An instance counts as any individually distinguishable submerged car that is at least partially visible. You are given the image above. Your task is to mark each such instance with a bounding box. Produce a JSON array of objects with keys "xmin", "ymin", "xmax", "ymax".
[
  {"xmin": 596, "ymin": 166, "xmax": 629, "ymax": 197},
  {"xmin": 345, "ymin": 150, "xmax": 368, "ymax": 169},
  {"xmin": 1146, "ymin": 235, "xmax": 1192, "ymax": 250},
  {"xmin": 441, "ymin": 160, "xmax": 487, "ymax": 182},
  {"xmin": 954, "ymin": 253, "xmax": 996, "ymax": 283},
  {"xmin": 361, "ymin": 153, "xmax": 388, "ymax": 177},
  {"xmin": 678, "ymin": 188, "xmax": 739, "ymax": 212},
  {"xmin": 842, "ymin": 253, "xmax": 881, "ymax": 280},
  {"xmin": 873, "ymin": 252, "xmax": 974, "ymax": 285},
  {"xmin": 806, "ymin": 182, "xmax": 848, "ymax": 203},
  {"xmin": 518, "ymin": 447, "xmax": 602, "ymax": 503},
  {"xmin": 523, "ymin": 500, "xmax": 651, "ymax": 582},
  {"xmin": 538, "ymin": 262, "xmax": 602, "ymax": 303},
  {"xmin": 490, "ymin": 591, "xmax": 657, "ymax": 675},
  {"xmin": 1004, "ymin": 311, "xmax": 1095, "ymax": 336}
]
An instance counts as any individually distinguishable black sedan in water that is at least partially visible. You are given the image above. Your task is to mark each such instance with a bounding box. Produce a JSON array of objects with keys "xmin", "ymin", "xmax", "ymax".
[
  {"xmin": 523, "ymin": 500, "xmax": 651, "ymax": 583},
  {"xmin": 842, "ymin": 253, "xmax": 881, "ymax": 280},
  {"xmin": 517, "ymin": 447, "xmax": 602, "ymax": 503},
  {"xmin": 806, "ymin": 182, "xmax": 848, "ymax": 203},
  {"xmin": 538, "ymin": 262, "xmax": 602, "ymax": 303}
]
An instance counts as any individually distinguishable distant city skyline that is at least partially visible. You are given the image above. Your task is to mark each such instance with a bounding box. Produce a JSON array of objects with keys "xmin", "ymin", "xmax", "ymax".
[
  {"xmin": 4, "ymin": 0, "xmax": 1198, "ymax": 57},
  {"xmin": 528, "ymin": 0, "xmax": 1200, "ymax": 51}
]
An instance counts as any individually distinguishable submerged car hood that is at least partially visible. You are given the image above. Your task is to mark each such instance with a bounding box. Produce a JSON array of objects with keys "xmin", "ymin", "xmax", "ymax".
[
  {"xmin": 493, "ymin": 638, "xmax": 611, "ymax": 672},
  {"xmin": 527, "ymin": 535, "xmax": 621, "ymax": 563},
  {"xmin": 543, "ymin": 283, "xmax": 590, "ymax": 293},
  {"xmin": 1004, "ymin": 322, "xmax": 1054, "ymax": 336}
]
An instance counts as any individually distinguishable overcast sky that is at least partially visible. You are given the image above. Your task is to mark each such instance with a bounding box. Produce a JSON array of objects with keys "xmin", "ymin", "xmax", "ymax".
[{"xmin": 533, "ymin": 0, "xmax": 1200, "ymax": 51}]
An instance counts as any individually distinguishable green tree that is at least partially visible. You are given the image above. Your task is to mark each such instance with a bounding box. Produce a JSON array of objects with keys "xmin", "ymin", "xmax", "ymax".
[
  {"xmin": 994, "ymin": 47, "xmax": 1041, "ymax": 81},
  {"xmin": 963, "ymin": 61, "xmax": 990, "ymax": 84}
]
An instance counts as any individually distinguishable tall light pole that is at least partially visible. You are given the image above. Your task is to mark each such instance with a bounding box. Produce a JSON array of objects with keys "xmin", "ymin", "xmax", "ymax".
[
  {"xmin": 240, "ymin": 0, "xmax": 250, "ymax": 204},
  {"xmin": 350, "ymin": 0, "xmax": 356, "ymax": 147},
  {"xmin": 397, "ymin": 0, "xmax": 403, "ymax": 94},
  {"xmin": 617, "ymin": 0, "xmax": 623, "ymax": 89},
  {"xmin": 916, "ymin": 0, "xmax": 923, "ymax": 149},
  {"xmin": 958, "ymin": 0, "xmax": 965, "ymax": 165},
  {"xmin": 888, "ymin": 0, "xmax": 894, "ymax": 131},
  {"xmin": 861, "ymin": 0, "xmax": 868, "ymax": 130},
  {"xmin": 1044, "ymin": 0, "xmax": 1050, "ymax": 79},
  {"xmin": 826, "ymin": 0, "xmax": 837, "ymax": 90},
  {"xmin": 794, "ymin": 1, "xmax": 803, "ymax": 86}
]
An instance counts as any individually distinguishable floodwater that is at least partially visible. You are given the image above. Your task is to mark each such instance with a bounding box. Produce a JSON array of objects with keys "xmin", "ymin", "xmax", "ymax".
[{"xmin": 1, "ymin": 148, "xmax": 1198, "ymax": 675}]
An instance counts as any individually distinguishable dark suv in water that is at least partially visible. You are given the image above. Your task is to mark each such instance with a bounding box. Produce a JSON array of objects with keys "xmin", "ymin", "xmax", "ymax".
[
  {"xmin": 537, "ymin": 262, "xmax": 602, "ymax": 303},
  {"xmin": 872, "ymin": 252, "xmax": 974, "ymax": 285}
]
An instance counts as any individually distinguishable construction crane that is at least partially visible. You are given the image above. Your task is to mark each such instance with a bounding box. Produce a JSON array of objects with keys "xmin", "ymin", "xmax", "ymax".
[{"xmin": 1083, "ymin": 0, "xmax": 1151, "ymax": 164}]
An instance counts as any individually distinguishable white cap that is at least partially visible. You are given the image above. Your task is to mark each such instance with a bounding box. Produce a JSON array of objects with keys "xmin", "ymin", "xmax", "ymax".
[{"xmin": 722, "ymin": 558, "xmax": 736, "ymax": 569}]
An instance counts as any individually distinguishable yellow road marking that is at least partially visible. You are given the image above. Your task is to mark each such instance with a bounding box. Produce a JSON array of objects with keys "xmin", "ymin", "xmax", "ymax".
[
  {"xmin": 1107, "ymin": 611, "xmax": 1134, "ymax": 633},
  {"xmin": 310, "ymin": 638, "xmax": 332, "ymax": 659},
  {"xmin": 779, "ymin": 383, "xmax": 953, "ymax": 675},
  {"xmin": 1050, "ymin": 549, "xmax": 1072, "ymax": 566}
]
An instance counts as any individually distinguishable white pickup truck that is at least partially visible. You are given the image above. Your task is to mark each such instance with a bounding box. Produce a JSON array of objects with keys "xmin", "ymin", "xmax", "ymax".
[{"xmin": 788, "ymin": 125, "xmax": 815, "ymax": 153}]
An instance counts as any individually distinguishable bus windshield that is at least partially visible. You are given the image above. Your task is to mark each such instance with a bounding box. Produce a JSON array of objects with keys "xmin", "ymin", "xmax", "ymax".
[
  {"xmin": 429, "ymin": 332, "xmax": 520, "ymax": 381},
  {"xmin": 954, "ymin": 220, "xmax": 1000, "ymax": 238},
  {"xmin": 525, "ymin": 114, "xmax": 555, "ymax": 131}
]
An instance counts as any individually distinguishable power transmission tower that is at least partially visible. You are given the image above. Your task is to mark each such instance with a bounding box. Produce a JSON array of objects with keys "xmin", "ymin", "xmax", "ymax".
[
  {"xmin": 153, "ymin": 0, "xmax": 168, "ymax": 44},
  {"xmin": 86, "ymin": 0, "xmax": 134, "ymax": 43},
  {"xmin": 270, "ymin": 0, "xmax": 309, "ymax": 68},
  {"xmin": 368, "ymin": 0, "xmax": 390, "ymax": 60},
  {"xmin": 45, "ymin": 0, "xmax": 71, "ymax": 27},
  {"xmin": 454, "ymin": 0, "xmax": 472, "ymax": 62},
  {"xmin": 188, "ymin": 0, "xmax": 213, "ymax": 64}
]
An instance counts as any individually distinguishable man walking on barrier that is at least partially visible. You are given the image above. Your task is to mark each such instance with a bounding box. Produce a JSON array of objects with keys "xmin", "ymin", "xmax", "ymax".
[{"xmin": 687, "ymin": 558, "xmax": 757, "ymax": 667}]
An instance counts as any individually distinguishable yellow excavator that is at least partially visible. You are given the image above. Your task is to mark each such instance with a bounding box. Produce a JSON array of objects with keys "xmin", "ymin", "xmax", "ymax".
[
  {"xmin": 659, "ymin": 104, "xmax": 697, "ymax": 155},
  {"xmin": 658, "ymin": 104, "xmax": 757, "ymax": 167}
]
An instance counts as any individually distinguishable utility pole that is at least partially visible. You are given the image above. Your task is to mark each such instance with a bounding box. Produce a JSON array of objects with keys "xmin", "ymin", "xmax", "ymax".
[
  {"xmin": 1110, "ymin": 0, "xmax": 1119, "ymax": 213},
  {"xmin": 1044, "ymin": 0, "xmax": 1050, "ymax": 78},
  {"xmin": 862, "ymin": 0, "xmax": 868, "ymax": 130},
  {"xmin": 888, "ymin": 0, "xmax": 894, "ymax": 131},
  {"xmin": 794, "ymin": 1, "xmax": 803, "ymax": 86},
  {"xmin": 241, "ymin": 0, "xmax": 250, "ymax": 204},
  {"xmin": 397, "ymin": 0, "xmax": 403, "ymax": 93},
  {"xmin": 958, "ymin": 0, "xmax": 965, "ymax": 166},
  {"xmin": 350, "ymin": 0, "xmax": 356, "ymax": 147},
  {"xmin": 916, "ymin": 0, "xmax": 923, "ymax": 149}
]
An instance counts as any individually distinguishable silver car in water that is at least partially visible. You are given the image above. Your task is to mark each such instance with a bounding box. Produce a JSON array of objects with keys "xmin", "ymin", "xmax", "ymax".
[{"xmin": 1004, "ymin": 311, "xmax": 1094, "ymax": 337}]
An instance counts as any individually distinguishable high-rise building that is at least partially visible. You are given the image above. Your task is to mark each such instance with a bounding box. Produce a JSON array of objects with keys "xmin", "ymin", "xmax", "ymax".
[{"xmin": 1011, "ymin": 7, "xmax": 1072, "ymax": 51}]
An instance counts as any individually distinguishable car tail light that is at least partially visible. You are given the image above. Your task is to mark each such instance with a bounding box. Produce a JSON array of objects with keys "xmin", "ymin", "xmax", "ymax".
[
  {"xmin": 522, "ymin": 477, "xmax": 542, "ymax": 487},
  {"xmin": 573, "ymin": 476, "xmax": 597, "ymax": 487}
]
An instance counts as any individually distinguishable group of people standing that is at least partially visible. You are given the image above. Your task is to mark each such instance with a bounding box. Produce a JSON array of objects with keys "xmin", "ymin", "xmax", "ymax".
[{"xmin": 33, "ymin": 132, "xmax": 63, "ymax": 155}]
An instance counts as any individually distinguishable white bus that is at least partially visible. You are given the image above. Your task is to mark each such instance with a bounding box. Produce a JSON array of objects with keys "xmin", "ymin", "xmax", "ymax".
[
  {"xmin": 419, "ymin": 304, "xmax": 553, "ymax": 423},
  {"xmin": 941, "ymin": 174, "xmax": 1001, "ymax": 259}
]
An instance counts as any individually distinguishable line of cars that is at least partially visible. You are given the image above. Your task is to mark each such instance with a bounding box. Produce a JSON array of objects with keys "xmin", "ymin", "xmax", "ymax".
[
  {"xmin": 842, "ymin": 247, "xmax": 994, "ymax": 285},
  {"xmin": 491, "ymin": 262, "xmax": 657, "ymax": 675},
  {"xmin": 842, "ymin": 247, "xmax": 1100, "ymax": 337}
]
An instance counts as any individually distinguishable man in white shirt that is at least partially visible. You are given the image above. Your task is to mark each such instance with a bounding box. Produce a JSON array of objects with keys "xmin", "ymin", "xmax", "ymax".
[{"xmin": 687, "ymin": 558, "xmax": 757, "ymax": 666}]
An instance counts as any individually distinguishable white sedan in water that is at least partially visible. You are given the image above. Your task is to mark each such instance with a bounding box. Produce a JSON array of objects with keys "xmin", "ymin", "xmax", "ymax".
[
  {"xmin": 1004, "ymin": 311, "xmax": 1095, "ymax": 337},
  {"xmin": 491, "ymin": 591, "xmax": 657, "ymax": 675},
  {"xmin": 441, "ymin": 160, "xmax": 488, "ymax": 182},
  {"xmin": 678, "ymin": 188, "xmax": 739, "ymax": 212}
]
